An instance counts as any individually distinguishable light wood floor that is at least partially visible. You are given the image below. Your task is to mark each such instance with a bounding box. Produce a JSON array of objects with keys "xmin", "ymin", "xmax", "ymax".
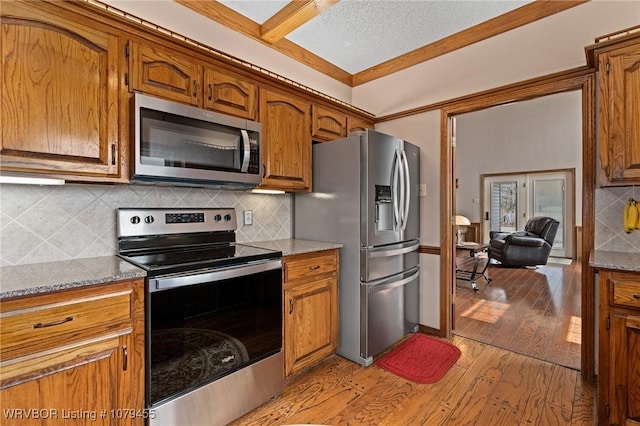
[
  {"xmin": 454, "ymin": 254, "xmax": 581, "ymax": 370},
  {"xmin": 230, "ymin": 335, "xmax": 595, "ymax": 426}
]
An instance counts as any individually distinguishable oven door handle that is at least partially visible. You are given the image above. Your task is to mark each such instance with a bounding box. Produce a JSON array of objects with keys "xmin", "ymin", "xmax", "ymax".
[{"xmin": 150, "ymin": 259, "xmax": 282, "ymax": 291}]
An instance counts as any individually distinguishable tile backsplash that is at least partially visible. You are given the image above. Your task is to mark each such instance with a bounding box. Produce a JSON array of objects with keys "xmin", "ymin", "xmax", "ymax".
[
  {"xmin": 0, "ymin": 183, "xmax": 291, "ymax": 266},
  {"xmin": 595, "ymin": 186, "xmax": 640, "ymax": 253}
]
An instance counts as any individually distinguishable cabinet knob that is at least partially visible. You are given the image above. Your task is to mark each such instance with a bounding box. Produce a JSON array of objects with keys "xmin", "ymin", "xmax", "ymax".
[{"xmin": 633, "ymin": 294, "xmax": 640, "ymax": 299}]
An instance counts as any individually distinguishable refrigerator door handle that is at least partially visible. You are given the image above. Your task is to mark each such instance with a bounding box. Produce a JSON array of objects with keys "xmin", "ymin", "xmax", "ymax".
[
  {"xmin": 400, "ymin": 149, "xmax": 411, "ymax": 231},
  {"xmin": 398, "ymin": 149, "xmax": 406, "ymax": 231},
  {"xmin": 391, "ymin": 149, "xmax": 402, "ymax": 231},
  {"xmin": 365, "ymin": 267, "xmax": 420, "ymax": 291},
  {"xmin": 367, "ymin": 241, "xmax": 420, "ymax": 258}
]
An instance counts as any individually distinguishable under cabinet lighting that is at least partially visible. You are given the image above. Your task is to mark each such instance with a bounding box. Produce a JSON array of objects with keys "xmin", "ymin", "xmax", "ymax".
[
  {"xmin": 250, "ymin": 188, "xmax": 285, "ymax": 195},
  {"xmin": 0, "ymin": 175, "xmax": 65, "ymax": 186}
]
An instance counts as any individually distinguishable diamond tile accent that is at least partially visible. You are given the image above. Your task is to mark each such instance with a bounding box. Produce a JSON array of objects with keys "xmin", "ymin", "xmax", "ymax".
[
  {"xmin": 595, "ymin": 188, "xmax": 640, "ymax": 253},
  {"xmin": 0, "ymin": 183, "xmax": 292, "ymax": 265}
]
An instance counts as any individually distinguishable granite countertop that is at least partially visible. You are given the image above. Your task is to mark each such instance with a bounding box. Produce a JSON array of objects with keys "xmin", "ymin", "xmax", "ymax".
[
  {"xmin": 0, "ymin": 240, "xmax": 339, "ymax": 300},
  {"xmin": 0, "ymin": 256, "xmax": 147, "ymax": 300},
  {"xmin": 247, "ymin": 239, "xmax": 342, "ymax": 257},
  {"xmin": 589, "ymin": 250, "xmax": 640, "ymax": 272}
]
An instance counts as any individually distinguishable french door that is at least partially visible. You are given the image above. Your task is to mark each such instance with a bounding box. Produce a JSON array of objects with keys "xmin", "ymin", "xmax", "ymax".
[{"xmin": 482, "ymin": 170, "xmax": 574, "ymax": 258}]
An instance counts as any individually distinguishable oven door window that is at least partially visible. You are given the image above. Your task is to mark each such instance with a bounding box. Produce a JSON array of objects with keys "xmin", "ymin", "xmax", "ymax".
[
  {"xmin": 148, "ymin": 267, "xmax": 282, "ymax": 406},
  {"xmin": 140, "ymin": 108, "xmax": 243, "ymax": 172}
]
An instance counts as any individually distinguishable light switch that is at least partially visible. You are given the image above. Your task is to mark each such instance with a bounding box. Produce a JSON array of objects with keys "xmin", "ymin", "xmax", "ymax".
[
  {"xmin": 243, "ymin": 210, "xmax": 253, "ymax": 226},
  {"xmin": 418, "ymin": 184, "xmax": 427, "ymax": 197}
]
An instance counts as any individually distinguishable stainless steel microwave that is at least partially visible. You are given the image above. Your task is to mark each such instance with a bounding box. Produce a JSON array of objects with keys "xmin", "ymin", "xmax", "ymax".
[{"xmin": 132, "ymin": 93, "xmax": 262, "ymax": 189}]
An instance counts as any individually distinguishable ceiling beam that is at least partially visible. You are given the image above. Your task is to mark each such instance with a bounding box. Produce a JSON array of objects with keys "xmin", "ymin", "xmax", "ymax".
[
  {"xmin": 261, "ymin": 0, "xmax": 339, "ymax": 44},
  {"xmin": 352, "ymin": 0, "xmax": 589, "ymax": 86},
  {"xmin": 176, "ymin": 0, "xmax": 588, "ymax": 88},
  {"xmin": 175, "ymin": 0, "xmax": 352, "ymax": 86}
]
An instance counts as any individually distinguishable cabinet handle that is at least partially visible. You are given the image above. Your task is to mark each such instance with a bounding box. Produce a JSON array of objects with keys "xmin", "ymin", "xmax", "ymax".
[
  {"xmin": 308, "ymin": 265, "xmax": 320, "ymax": 271},
  {"xmin": 633, "ymin": 294, "xmax": 640, "ymax": 299},
  {"xmin": 111, "ymin": 143, "xmax": 116, "ymax": 166},
  {"xmin": 289, "ymin": 298, "xmax": 294, "ymax": 315},
  {"xmin": 33, "ymin": 316, "xmax": 74, "ymax": 329},
  {"xmin": 605, "ymin": 165, "xmax": 610, "ymax": 177},
  {"xmin": 193, "ymin": 80, "xmax": 199, "ymax": 98},
  {"xmin": 208, "ymin": 83, "xmax": 213, "ymax": 101},
  {"xmin": 122, "ymin": 345, "xmax": 128, "ymax": 371}
]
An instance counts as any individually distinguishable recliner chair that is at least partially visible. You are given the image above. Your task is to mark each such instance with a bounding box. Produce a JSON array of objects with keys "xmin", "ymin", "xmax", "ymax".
[{"xmin": 488, "ymin": 216, "xmax": 560, "ymax": 267}]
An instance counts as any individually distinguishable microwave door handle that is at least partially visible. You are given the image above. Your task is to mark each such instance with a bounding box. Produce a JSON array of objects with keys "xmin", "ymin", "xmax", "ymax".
[{"xmin": 240, "ymin": 129, "xmax": 250, "ymax": 172}]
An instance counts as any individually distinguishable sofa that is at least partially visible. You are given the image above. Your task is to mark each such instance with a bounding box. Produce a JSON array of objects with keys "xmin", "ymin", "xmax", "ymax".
[{"xmin": 488, "ymin": 216, "xmax": 560, "ymax": 267}]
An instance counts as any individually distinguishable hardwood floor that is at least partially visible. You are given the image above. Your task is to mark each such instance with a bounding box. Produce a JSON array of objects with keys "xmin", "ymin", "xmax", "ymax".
[
  {"xmin": 454, "ymin": 254, "xmax": 581, "ymax": 371},
  {"xmin": 230, "ymin": 335, "xmax": 595, "ymax": 425}
]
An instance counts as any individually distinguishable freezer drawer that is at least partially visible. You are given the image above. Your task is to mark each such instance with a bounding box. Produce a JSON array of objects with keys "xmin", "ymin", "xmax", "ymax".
[
  {"xmin": 361, "ymin": 240, "xmax": 419, "ymax": 282},
  {"xmin": 360, "ymin": 266, "xmax": 419, "ymax": 364}
]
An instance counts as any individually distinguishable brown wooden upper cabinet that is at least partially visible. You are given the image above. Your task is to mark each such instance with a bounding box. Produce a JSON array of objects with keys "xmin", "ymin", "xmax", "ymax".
[
  {"xmin": 595, "ymin": 36, "xmax": 640, "ymax": 186},
  {"xmin": 129, "ymin": 41, "xmax": 203, "ymax": 106},
  {"xmin": 0, "ymin": 1, "xmax": 126, "ymax": 181},
  {"xmin": 259, "ymin": 88, "xmax": 312, "ymax": 192},
  {"xmin": 311, "ymin": 104, "xmax": 346, "ymax": 142},
  {"xmin": 204, "ymin": 68, "xmax": 258, "ymax": 121},
  {"xmin": 347, "ymin": 115, "xmax": 374, "ymax": 135},
  {"xmin": 128, "ymin": 42, "xmax": 258, "ymax": 120},
  {"xmin": 311, "ymin": 105, "xmax": 375, "ymax": 142}
]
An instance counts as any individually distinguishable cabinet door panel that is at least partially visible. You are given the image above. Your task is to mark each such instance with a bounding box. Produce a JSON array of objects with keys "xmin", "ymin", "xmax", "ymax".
[
  {"xmin": 130, "ymin": 42, "xmax": 201, "ymax": 106},
  {"xmin": 284, "ymin": 277, "xmax": 336, "ymax": 376},
  {"xmin": 204, "ymin": 68, "xmax": 257, "ymax": 120},
  {"xmin": 312, "ymin": 105, "xmax": 346, "ymax": 141},
  {"xmin": 625, "ymin": 316, "xmax": 640, "ymax": 421},
  {"xmin": 260, "ymin": 88, "xmax": 311, "ymax": 192},
  {"xmin": 600, "ymin": 43, "xmax": 640, "ymax": 183},
  {"xmin": 1, "ymin": 10, "xmax": 121, "ymax": 178},
  {"xmin": 346, "ymin": 115, "xmax": 374, "ymax": 135},
  {"xmin": 0, "ymin": 336, "xmax": 123, "ymax": 426}
]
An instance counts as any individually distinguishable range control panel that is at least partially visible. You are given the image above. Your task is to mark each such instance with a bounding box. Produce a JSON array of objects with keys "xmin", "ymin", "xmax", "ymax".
[
  {"xmin": 117, "ymin": 208, "xmax": 237, "ymax": 237},
  {"xmin": 166, "ymin": 213, "xmax": 205, "ymax": 224}
]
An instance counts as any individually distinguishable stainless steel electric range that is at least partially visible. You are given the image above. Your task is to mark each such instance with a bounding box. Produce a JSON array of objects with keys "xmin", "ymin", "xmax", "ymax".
[{"xmin": 117, "ymin": 207, "xmax": 283, "ymax": 426}]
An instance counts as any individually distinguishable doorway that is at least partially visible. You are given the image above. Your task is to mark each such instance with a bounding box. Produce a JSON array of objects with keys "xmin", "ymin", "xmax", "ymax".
[
  {"xmin": 440, "ymin": 71, "xmax": 596, "ymax": 380},
  {"xmin": 482, "ymin": 169, "xmax": 575, "ymax": 258}
]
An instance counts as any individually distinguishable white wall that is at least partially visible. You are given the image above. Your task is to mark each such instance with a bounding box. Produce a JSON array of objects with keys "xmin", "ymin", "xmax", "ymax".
[
  {"xmin": 352, "ymin": 1, "xmax": 640, "ymax": 116},
  {"xmin": 455, "ymin": 91, "xmax": 583, "ymax": 225}
]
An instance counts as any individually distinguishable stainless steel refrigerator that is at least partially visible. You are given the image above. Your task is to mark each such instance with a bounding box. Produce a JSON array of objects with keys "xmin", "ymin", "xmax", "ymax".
[{"xmin": 294, "ymin": 129, "xmax": 420, "ymax": 366}]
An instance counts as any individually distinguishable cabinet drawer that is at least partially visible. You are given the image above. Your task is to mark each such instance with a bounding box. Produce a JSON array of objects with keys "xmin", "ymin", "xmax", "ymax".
[
  {"xmin": 1, "ymin": 286, "xmax": 133, "ymax": 359},
  {"xmin": 613, "ymin": 280, "xmax": 640, "ymax": 309},
  {"xmin": 284, "ymin": 251, "xmax": 337, "ymax": 283}
]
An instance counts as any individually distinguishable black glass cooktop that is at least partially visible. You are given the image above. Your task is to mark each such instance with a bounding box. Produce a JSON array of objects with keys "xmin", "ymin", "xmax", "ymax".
[{"xmin": 119, "ymin": 243, "xmax": 281, "ymax": 274}]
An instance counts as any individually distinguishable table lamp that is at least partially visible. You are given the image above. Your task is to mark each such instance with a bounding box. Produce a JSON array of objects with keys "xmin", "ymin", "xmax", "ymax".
[{"xmin": 455, "ymin": 215, "xmax": 471, "ymax": 244}]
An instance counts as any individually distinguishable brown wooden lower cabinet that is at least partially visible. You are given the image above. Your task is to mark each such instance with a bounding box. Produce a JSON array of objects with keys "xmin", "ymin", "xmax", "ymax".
[
  {"xmin": 597, "ymin": 269, "xmax": 640, "ymax": 425},
  {"xmin": 283, "ymin": 249, "xmax": 339, "ymax": 377},
  {"xmin": 0, "ymin": 279, "xmax": 145, "ymax": 426}
]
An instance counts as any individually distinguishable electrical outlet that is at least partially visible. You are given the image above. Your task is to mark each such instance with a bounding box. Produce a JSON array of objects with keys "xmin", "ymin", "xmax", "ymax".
[
  {"xmin": 418, "ymin": 184, "xmax": 427, "ymax": 197},
  {"xmin": 243, "ymin": 210, "xmax": 253, "ymax": 226}
]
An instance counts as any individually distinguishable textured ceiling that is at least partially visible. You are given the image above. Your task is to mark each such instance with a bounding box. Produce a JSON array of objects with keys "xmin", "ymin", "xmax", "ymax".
[{"xmin": 217, "ymin": 0, "xmax": 531, "ymax": 74}]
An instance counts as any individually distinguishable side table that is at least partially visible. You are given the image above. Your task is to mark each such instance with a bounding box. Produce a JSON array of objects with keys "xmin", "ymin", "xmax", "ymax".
[{"xmin": 456, "ymin": 242, "xmax": 492, "ymax": 292}]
